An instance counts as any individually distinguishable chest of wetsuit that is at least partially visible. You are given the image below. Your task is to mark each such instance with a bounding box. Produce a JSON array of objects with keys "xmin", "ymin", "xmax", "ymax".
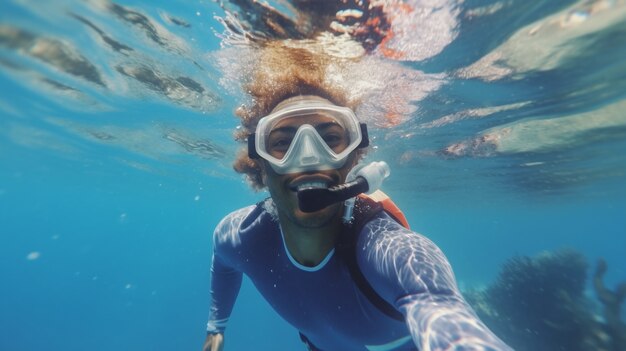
[{"xmin": 209, "ymin": 204, "xmax": 418, "ymax": 350}]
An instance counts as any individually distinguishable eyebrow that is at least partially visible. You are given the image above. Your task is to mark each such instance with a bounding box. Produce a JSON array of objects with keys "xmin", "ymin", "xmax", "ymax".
[{"xmin": 268, "ymin": 126, "xmax": 297, "ymax": 136}]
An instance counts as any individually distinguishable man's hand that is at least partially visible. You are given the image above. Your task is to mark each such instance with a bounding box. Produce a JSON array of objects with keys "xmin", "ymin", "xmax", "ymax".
[{"xmin": 202, "ymin": 333, "xmax": 224, "ymax": 351}]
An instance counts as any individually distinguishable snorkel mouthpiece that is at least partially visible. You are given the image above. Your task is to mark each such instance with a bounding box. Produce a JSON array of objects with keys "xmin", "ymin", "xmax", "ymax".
[
  {"xmin": 297, "ymin": 178, "xmax": 369, "ymax": 213},
  {"xmin": 297, "ymin": 161, "xmax": 390, "ymax": 213}
]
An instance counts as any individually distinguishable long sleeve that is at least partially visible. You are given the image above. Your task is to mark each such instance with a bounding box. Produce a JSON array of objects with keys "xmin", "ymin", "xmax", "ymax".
[
  {"xmin": 206, "ymin": 208, "xmax": 254, "ymax": 334},
  {"xmin": 206, "ymin": 251, "xmax": 243, "ymax": 334},
  {"xmin": 358, "ymin": 212, "xmax": 513, "ymax": 351}
]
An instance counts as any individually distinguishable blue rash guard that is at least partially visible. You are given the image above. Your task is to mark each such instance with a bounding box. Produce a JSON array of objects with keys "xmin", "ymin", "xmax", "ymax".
[{"xmin": 207, "ymin": 202, "xmax": 512, "ymax": 351}]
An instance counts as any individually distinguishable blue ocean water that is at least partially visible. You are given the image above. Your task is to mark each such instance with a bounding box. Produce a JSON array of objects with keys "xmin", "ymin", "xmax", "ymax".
[{"xmin": 1, "ymin": 1, "xmax": 625, "ymax": 350}]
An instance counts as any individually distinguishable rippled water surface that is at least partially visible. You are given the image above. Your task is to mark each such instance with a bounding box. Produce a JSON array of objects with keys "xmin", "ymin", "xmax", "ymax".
[{"xmin": 1, "ymin": 1, "xmax": 625, "ymax": 350}]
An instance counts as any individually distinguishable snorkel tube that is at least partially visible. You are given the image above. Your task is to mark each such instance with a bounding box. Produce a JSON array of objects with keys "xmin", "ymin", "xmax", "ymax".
[{"xmin": 297, "ymin": 161, "xmax": 390, "ymax": 221}]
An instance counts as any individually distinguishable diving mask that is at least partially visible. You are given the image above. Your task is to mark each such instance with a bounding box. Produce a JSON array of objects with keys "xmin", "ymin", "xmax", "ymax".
[{"xmin": 248, "ymin": 97, "xmax": 369, "ymax": 174}]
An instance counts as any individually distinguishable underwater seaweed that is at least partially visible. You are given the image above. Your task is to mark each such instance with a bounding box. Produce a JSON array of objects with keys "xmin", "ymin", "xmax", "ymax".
[
  {"xmin": 593, "ymin": 259, "xmax": 626, "ymax": 351},
  {"xmin": 466, "ymin": 249, "xmax": 625, "ymax": 351}
]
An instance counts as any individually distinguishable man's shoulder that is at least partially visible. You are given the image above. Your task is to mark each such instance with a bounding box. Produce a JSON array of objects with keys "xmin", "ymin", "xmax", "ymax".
[
  {"xmin": 357, "ymin": 211, "xmax": 458, "ymax": 296},
  {"xmin": 360, "ymin": 210, "xmax": 413, "ymax": 236},
  {"xmin": 213, "ymin": 202, "xmax": 276, "ymax": 247},
  {"xmin": 217, "ymin": 205, "xmax": 258, "ymax": 228},
  {"xmin": 358, "ymin": 211, "xmax": 435, "ymax": 254},
  {"xmin": 213, "ymin": 205, "xmax": 257, "ymax": 246}
]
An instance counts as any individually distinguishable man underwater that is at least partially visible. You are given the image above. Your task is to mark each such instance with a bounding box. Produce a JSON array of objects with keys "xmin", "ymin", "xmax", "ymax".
[{"xmin": 202, "ymin": 47, "xmax": 512, "ymax": 351}]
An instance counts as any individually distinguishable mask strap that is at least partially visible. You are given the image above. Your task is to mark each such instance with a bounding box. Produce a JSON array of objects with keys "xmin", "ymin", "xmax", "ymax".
[
  {"xmin": 248, "ymin": 134, "xmax": 260, "ymax": 159},
  {"xmin": 358, "ymin": 124, "xmax": 369, "ymax": 148}
]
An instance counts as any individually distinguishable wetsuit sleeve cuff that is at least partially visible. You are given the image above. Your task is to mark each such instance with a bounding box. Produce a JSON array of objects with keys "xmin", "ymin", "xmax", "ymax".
[{"xmin": 206, "ymin": 318, "xmax": 229, "ymax": 334}]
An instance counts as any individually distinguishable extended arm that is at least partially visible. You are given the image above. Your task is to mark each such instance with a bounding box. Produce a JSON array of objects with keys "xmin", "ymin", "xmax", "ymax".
[
  {"xmin": 359, "ymin": 214, "xmax": 512, "ymax": 351},
  {"xmin": 401, "ymin": 293, "xmax": 512, "ymax": 350}
]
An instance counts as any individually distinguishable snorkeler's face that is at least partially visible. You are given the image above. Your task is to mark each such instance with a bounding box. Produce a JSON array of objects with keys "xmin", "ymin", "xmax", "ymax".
[{"xmin": 258, "ymin": 95, "xmax": 360, "ymax": 227}]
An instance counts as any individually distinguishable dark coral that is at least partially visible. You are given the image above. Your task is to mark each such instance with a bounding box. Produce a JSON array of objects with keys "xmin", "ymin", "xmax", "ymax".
[
  {"xmin": 593, "ymin": 259, "xmax": 626, "ymax": 351},
  {"xmin": 466, "ymin": 249, "xmax": 624, "ymax": 351}
]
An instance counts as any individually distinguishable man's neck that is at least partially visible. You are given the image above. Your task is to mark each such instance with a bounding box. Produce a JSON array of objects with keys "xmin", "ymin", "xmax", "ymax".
[{"xmin": 279, "ymin": 213, "xmax": 343, "ymax": 267}]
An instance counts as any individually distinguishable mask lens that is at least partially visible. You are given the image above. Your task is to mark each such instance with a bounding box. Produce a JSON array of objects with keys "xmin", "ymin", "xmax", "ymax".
[
  {"xmin": 266, "ymin": 128, "xmax": 296, "ymax": 159},
  {"xmin": 265, "ymin": 113, "xmax": 349, "ymax": 160},
  {"xmin": 316, "ymin": 121, "xmax": 350, "ymax": 152}
]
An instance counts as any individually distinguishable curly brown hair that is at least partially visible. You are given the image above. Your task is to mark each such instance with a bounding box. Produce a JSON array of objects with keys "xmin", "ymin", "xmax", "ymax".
[{"xmin": 232, "ymin": 42, "xmax": 363, "ymax": 190}]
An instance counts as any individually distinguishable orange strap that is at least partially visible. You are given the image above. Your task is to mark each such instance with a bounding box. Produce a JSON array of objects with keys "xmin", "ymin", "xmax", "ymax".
[{"xmin": 359, "ymin": 190, "xmax": 409, "ymax": 229}]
